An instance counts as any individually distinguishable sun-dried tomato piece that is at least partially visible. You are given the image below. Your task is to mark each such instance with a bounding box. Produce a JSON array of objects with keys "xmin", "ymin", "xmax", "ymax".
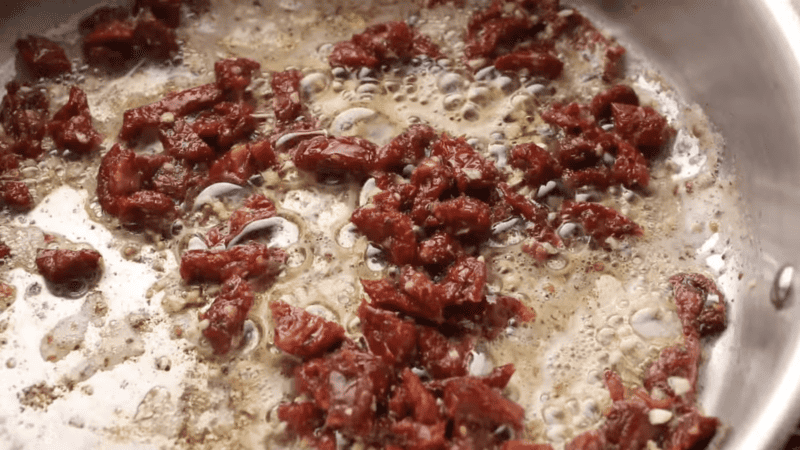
[
  {"xmin": 373, "ymin": 124, "xmax": 437, "ymax": 172},
  {"xmin": 446, "ymin": 295, "xmax": 536, "ymax": 340},
  {"xmin": 96, "ymin": 144, "xmax": 143, "ymax": 216},
  {"xmin": 1, "ymin": 181, "xmax": 33, "ymax": 210},
  {"xmin": 134, "ymin": 0, "xmax": 183, "ymax": 28},
  {"xmin": 464, "ymin": 15, "xmax": 544, "ymax": 61},
  {"xmin": 35, "ymin": 248, "xmax": 103, "ymax": 286},
  {"xmin": 560, "ymin": 200, "xmax": 643, "ymax": 245},
  {"xmin": 644, "ymin": 338, "xmax": 701, "ymax": 398},
  {"xmin": 604, "ymin": 369, "xmax": 626, "ymax": 402},
  {"xmin": 664, "ymin": 410, "xmax": 719, "ymax": 450},
  {"xmin": 48, "ymin": 86, "xmax": 103, "ymax": 154},
  {"xmin": 417, "ymin": 326, "xmax": 472, "ymax": 379},
  {"xmin": 208, "ymin": 140, "xmax": 276, "ymax": 185},
  {"xmin": 271, "ymin": 69, "xmax": 305, "ymax": 126},
  {"xmin": 358, "ymin": 300, "xmax": 417, "ymax": 368},
  {"xmin": 557, "ymin": 136, "xmax": 603, "ymax": 171},
  {"xmin": 494, "ymin": 50, "xmax": 563, "ymax": 79},
  {"xmin": 612, "ymin": 139, "xmax": 649, "ymax": 189},
  {"xmin": 133, "ymin": 10, "xmax": 180, "ymax": 60},
  {"xmin": 430, "ymin": 196, "xmax": 492, "ymax": 237},
  {"xmin": 566, "ymin": 430, "xmax": 605, "ymax": 450},
  {"xmin": 442, "ymin": 376, "xmax": 525, "ymax": 448},
  {"xmin": 119, "ymin": 83, "xmax": 224, "ymax": 141},
  {"xmin": 508, "ymin": 142, "xmax": 561, "ymax": 187},
  {"xmin": 362, "ymin": 276, "xmax": 445, "ymax": 323},
  {"xmin": 436, "ymin": 256, "xmax": 487, "ymax": 306},
  {"xmin": 15, "ymin": 35, "xmax": 72, "ymax": 78},
  {"xmin": 389, "ymin": 368, "xmax": 441, "ymax": 424},
  {"xmin": 389, "ymin": 419, "xmax": 447, "ymax": 450},
  {"xmin": 431, "ymin": 134, "xmax": 502, "ymax": 193},
  {"xmin": 601, "ymin": 400, "xmax": 660, "ymax": 450},
  {"xmin": 82, "ymin": 18, "xmax": 137, "ymax": 68},
  {"xmin": 417, "ymin": 232, "xmax": 464, "ymax": 267},
  {"xmin": 158, "ymin": 118, "xmax": 215, "ymax": 163},
  {"xmin": 669, "ymin": 273, "xmax": 727, "ymax": 338},
  {"xmin": 0, "ymin": 242, "xmax": 9, "ymax": 261},
  {"xmin": 192, "ymin": 101, "xmax": 257, "ymax": 150},
  {"xmin": 351, "ymin": 205, "xmax": 417, "ymax": 266},
  {"xmin": 563, "ymin": 166, "xmax": 613, "ymax": 190},
  {"xmin": 215, "ymin": 57, "xmax": 261, "ymax": 95},
  {"xmin": 590, "ymin": 84, "xmax": 639, "ymax": 121},
  {"xmin": 409, "ymin": 157, "xmax": 455, "ymax": 226},
  {"xmin": 150, "ymin": 159, "xmax": 194, "ymax": 200},
  {"xmin": 206, "ymin": 194, "xmax": 278, "ymax": 247},
  {"xmin": 271, "ymin": 300, "xmax": 346, "ymax": 359},
  {"xmin": 542, "ymin": 102, "xmax": 595, "ymax": 136},
  {"xmin": 199, "ymin": 275, "xmax": 254, "ymax": 354},
  {"xmin": 116, "ymin": 189, "xmax": 177, "ymax": 227},
  {"xmin": 330, "ymin": 21, "xmax": 439, "ymax": 68},
  {"xmin": 501, "ymin": 442, "xmax": 555, "ymax": 450},
  {"xmin": 180, "ymin": 242, "xmax": 287, "ymax": 284},
  {"xmin": 1, "ymin": 81, "xmax": 49, "ymax": 159},
  {"xmin": 277, "ymin": 402, "xmax": 325, "ymax": 439},
  {"xmin": 603, "ymin": 44, "xmax": 626, "ymax": 82},
  {"xmin": 293, "ymin": 135, "xmax": 379, "ymax": 177},
  {"xmin": 611, "ymin": 103, "xmax": 672, "ymax": 152}
]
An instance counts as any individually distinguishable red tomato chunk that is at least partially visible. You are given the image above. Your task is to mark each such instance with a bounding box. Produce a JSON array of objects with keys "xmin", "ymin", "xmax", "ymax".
[
  {"xmin": 48, "ymin": 86, "xmax": 104, "ymax": 154},
  {"xmin": 198, "ymin": 275, "xmax": 254, "ymax": 354},
  {"xmin": 35, "ymin": 248, "xmax": 103, "ymax": 286},
  {"xmin": 270, "ymin": 300, "xmax": 346, "ymax": 359},
  {"xmin": 15, "ymin": 35, "xmax": 72, "ymax": 78},
  {"xmin": 329, "ymin": 21, "xmax": 442, "ymax": 69},
  {"xmin": 179, "ymin": 242, "xmax": 287, "ymax": 285}
]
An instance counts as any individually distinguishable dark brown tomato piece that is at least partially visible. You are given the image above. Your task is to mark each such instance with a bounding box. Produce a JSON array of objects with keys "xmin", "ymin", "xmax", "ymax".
[
  {"xmin": 430, "ymin": 196, "xmax": 492, "ymax": 237},
  {"xmin": 612, "ymin": 140, "xmax": 649, "ymax": 189},
  {"xmin": 208, "ymin": 140, "xmax": 276, "ymax": 185},
  {"xmin": 417, "ymin": 232, "xmax": 464, "ymax": 266},
  {"xmin": 417, "ymin": 326, "xmax": 472, "ymax": 379},
  {"xmin": 351, "ymin": 205, "xmax": 417, "ymax": 266},
  {"xmin": 270, "ymin": 300, "xmax": 346, "ymax": 359},
  {"xmin": 669, "ymin": 273, "xmax": 727, "ymax": 337},
  {"xmin": 271, "ymin": 69, "xmax": 304, "ymax": 126},
  {"xmin": 191, "ymin": 101, "xmax": 257, "ymax": 150},
  {"xmin": 15, "ymin": 35, "xmax": 72, "ymax": 78},
  {"xmin": 494, "ymin": 50, "xmax": 564, "ymax": 79},
  {"xmin": 78, "ymin": 6, "xmax": 130, "ymax": 35},
  {"xmin": 119, "ymin": 83, "xmax": 224, "ymax": 141},
  {"xmin": 134, "ymin": 0, "xmax": 183, "ymax": 28},
  {"xmin": 431, "ymin": 134, "xmax": 502, "ymax": 193},
  {"xmin": 358, "ymin": 300, "xmax": 417, "ymax": 368},
  {"xmin": 48, "ymin": 86, "xmax": 103, "ymax": 155},
  {"xmin": 179, "ymin": 242, "xmax": 286, "ymax": 285},
  {"xmin": 277, "ymin": 402, "xmax": 325, "ymax": 439},
  {"xmin": 116, "ymin": 190, "xmax": 177, "ymax": 228},
  {"xmin": 590, "ymin": 84, "xmax": 639, "ymax": 121},
  {"xmin": 373, "ymin": 124, "xmax": 437, "ymax": 172},
  {"xmin": 611, "ymin": 103, "xmax": 672, "ymax": 152},
  {"xmin": 133, "ymin": 11, "xmax": 180, "ymax": 60},
  {"xmin": 198, "ymin": 275, "xmax": 254, "ymax": 354},
  {"xmin": 35, "ymin": 248, "xmax": 103, "ymax": 286},
  {"xmin": 1, "ymin": 181, "xmax": 33, "ymax": 210},
  {"xmin": 560, "ymin": 200, "xmax": 643, "ymax": 246},
  {"xmin": 664, "ymin": 410, "xmax": 719, "ymax": 450},
  {"xmin": 293, "ymin": 135, "xmax": 378, "ymax": 177},
  {"xmin": 603, "ymin": 44, "xmax": 626, "ymax": 82},
  {"xmin": 82, "ymin": 18, "xmax": 137, "ymax": 69},
  {"xmin": 361, "ymin": 277, "xmax": 444, "ymax": 323},
  {"xmin": 508, "ymin": 142, "xmax": 561, "ymax": 187}
]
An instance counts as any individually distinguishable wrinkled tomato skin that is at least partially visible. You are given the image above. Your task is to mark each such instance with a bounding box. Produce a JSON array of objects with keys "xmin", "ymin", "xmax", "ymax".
[
  {"xmin": 1, "ymin": 181, "xmax": 33, "ymax": 210},
  {"xmin": 215, "ymin": 57, "xmax": 261, "ymax": 95},
  {"xmin": 209, "ymin": 140, "xmax": 276, "ymax": 185},
  {"xmin": 293, "ymin": 135, "xmax": 379, "ymax": 177},
  {"xmin": 116, "ymin": 190, "xmax": 177, "ymax": 227},
  {"xmin": 96, "ymin": 144, "xmax": 144, "ymax": 216},
  {"xmin": 329, "ymin": 21, "xmax": 441, "ymax": 68},
  {"xmin": 669, "ymin": 273, "xmax": 727, "ymax": 338},
  {"xmin": 271, "ymin": 69, "xmax": 304, "ymax": 125},
  {"xmin": 612, "ymin": 140, "xmax": 649, "ymax": 189},
  {"xmin": 35, "ymin": 248, "xmax": 103, "ymax": 285},
  {"xmin": 15, "ymin": 35, "xmax": 72, "ymax": 78},
  {"xmin": 611, "ymin": 103, "xmax": 672, "ymax": 151},
  {"xmin": 1, "ymin": 81, "xmax": 49, "ymax": 159},
  {"xmin": 560, "ymin": 200, "xmax": 643, "ymax": 245},
  {"xmin": 389, "ymin": 368, "xmax": 441, "ymax": 424},
  {"xmin": 563, "ymin": 167, "xmax": 612, "ymax": 190},
  {"xmin": 158, "ymin": 118, "xmax": 215, "ymax": 163},
  {"xmin": 351, "ymin": 205, "xmax": 417, "ymax": 266},
  {"xmin": 199, "ymin": 275, "xmax": 254, "ymax": 354},
  {"xmin": 361, "ymin": 277, "xmax": 444, "ymax": 324},
  {"xmin": 48, "ymin": 86, "xmax": 103, "ymax": 154},
  {"xmin": 271, "ymin": 300, "xmax": 346, "ymax": 359},
  {"xmin": 179, "ymin": 242, "xmax": 287, "ymax": 285},
  {"xmin": 358, "ymin": 300, "xmax": 417, "ymax": 368},
  {"xmin": 431, "ymin": 134, "xmax": 502, "ymax": 193},
  {"xmin": 417, "ymin": 232, "xmax": 463, "ymax": 267},
  {"xmin": 373, "ymin": 124, "xmax": 437, "ymax": 172},
  {"xmin": 494, "ymin": 51, "xmax": 563, "ymax": 79},
  {"xmin": 508, "ymin": 142, "xmax": 561, "ymax": 187},
  {"xmin": 430, "ymin": 196, "xmax": 492, "ymax": 237},
  {"xmin": 417, "ymin": 326, "xmax": 472, "ymax": 379},
  {"xmin": 590, "ymin": 84, "xmax": 639, "ymax": 121}
]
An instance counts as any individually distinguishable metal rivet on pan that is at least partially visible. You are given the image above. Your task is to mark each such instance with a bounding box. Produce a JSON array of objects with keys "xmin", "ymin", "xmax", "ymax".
[{"xmin": 771, "ymin": 264, "xmax": 794, "ymax": 308}]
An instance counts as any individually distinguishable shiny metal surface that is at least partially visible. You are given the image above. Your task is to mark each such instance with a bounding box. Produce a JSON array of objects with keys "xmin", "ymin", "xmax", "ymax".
[
  {"xmin": 571, "ymin": 1, "xmax": 800, "ymax": 449},
  {"xmin": 2, "ymin": 1, "xmax": 800, "ymax": 449}
]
